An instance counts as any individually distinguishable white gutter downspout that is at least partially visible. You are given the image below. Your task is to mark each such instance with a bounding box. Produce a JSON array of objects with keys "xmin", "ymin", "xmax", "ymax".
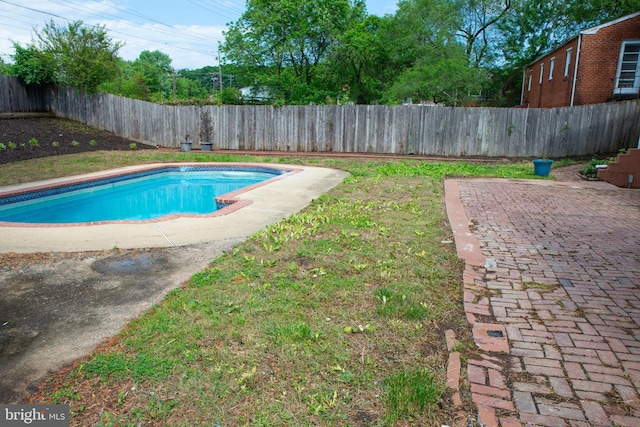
[
  {"xmin": 520, "ymin": 68, "xmax": 526, "ymax": 105},
  {"xmin": 570, "ymin": 34, "xmax": 582, "ymax": 107}
]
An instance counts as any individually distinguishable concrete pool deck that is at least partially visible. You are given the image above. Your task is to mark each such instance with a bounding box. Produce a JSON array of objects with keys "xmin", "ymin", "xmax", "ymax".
[{"xmin": 0, "ymin": 163, "xmax": 349, "ymax": 253}]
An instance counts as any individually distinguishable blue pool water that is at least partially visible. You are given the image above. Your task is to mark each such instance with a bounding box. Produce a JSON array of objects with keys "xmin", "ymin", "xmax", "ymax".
[{"xmin": 0, "ymin": 166, "xmax": 281, "ymax": 223}]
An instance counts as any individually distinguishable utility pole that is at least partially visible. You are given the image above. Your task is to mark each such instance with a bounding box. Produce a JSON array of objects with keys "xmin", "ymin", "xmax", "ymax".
[{"xmin": 218, "ymin": 51, "xmax": 223, "ymax": 92}]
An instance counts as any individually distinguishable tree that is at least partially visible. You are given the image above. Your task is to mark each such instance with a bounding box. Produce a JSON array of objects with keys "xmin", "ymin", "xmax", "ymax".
[
  {"xmin": 222, "ymin": 0, "xmax": 357, "ymax": 103},
  {"xmin": 133, "ymin": 50, "xmax": 174, "ymax": 98},
  {"xmin": 0, "ymin": 56, "xmax": 11, "ymax": 75},
  {"xmin": 180, "ymin": 66, "xmax": 218, "ymax": 95},
  {"xmin": 382, "ymin": 0, "xmax": 485, "ymax": 105},
  {"xmin": 18, "ymin": 20, "xmax": 123, "ymax": 93},
  {"xmin": 388, "ymin": 44, "xmax": 484, "ymax": 104},
  {"xmin": 329, "ymin": 14, "xmax": 389, "ymax": 103},
  {"xmin": 455, "ymin": 0, "xmax": 511, "ymax": 67},
  {"xmin": 10, "ymin": 44, "xmax": 57, "ymax": 85},
  {"xmin": 98, "ymin": 58, "xmax": 145, "ymax": 99}
]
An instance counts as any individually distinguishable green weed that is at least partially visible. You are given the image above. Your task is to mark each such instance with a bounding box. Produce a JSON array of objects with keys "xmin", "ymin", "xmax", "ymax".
[
  {"xmin": 264, "ymin": 321, "xmax": 314, "ymax": 345},
  {"xmin": 79, "ymin": 353, "xmax": 177, "ymax": 382},
  {"xmin": 50, "ymin": 386, "xmax": 80, "ymax": 403},
  {"xmin": 383, "ymin": 368, "xmax": 444, "ymax": 425}
]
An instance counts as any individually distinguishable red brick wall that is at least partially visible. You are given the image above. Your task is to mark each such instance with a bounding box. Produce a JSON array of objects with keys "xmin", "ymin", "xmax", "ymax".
[
  {"xmin": 574, "ymin": 15, "xmax": 640, "ymax": 106},
  {"xmin": 523, "ymin": 38, "xmax": 579, "ymax": 108},
  {"xmin": 522, "ymin": 14, "xmax": 640, "ymax": 108}
]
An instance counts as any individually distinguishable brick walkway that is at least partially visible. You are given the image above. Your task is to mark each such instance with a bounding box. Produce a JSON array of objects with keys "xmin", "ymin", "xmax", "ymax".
[{"xmin": 445, "ymin": 177, "xmax": 640, "ymax": 426}]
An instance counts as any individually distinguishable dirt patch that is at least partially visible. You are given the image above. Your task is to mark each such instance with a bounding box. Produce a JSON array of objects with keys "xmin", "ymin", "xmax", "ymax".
[
  {"xmin": 0, "ymin": 242, "xmax": 243, "ymax": 403},
  {"xmin": 0, "ymin": 116, "xmax": 156, "ymax": 164},
  {"xmin": 551, "ymin": 163, "xmax": 589, "ymax": 182}
]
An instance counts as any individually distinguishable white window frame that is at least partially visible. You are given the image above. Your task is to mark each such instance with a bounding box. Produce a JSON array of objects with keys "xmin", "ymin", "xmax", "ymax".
[
  {"xmin": 564, "ymin": 48, "xmax": 572, "ymax": 77},
  {"xmin": 549, "ymin": 57, "xmax": 555, "ymax": 80},
  {"xmin": 539, "ymin": 63, "xmax": 544, "ymax": 84},
  {"xmin": 527, "ymin": 70, "xmax": 532, "ymax": 91},
  {"xmin": 614, "ymin": 40, "xmax": 640, "ymax": 95}
]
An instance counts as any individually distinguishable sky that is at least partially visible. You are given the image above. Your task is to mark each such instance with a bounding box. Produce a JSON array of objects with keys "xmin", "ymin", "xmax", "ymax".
[{"xmin": 0, "ymin": 0, "xmax": 399, "ymax": 70}]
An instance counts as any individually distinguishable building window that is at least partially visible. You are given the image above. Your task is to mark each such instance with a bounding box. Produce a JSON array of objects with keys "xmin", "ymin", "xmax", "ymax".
[
  {"xmin": 615, "ymin": 41, "xmax": 640, "ymax": 95},
  {"xmin": 564, "ymin": 48, "xmax": 572, "ymax": 77},
  {"xmin": 527, "ymin": 70, "xmax": 532, "ymax": 91},
  {"xmin": 539, "ymin": 63, "xmax": 544, "ymax": 84},
  {"xmin": 549, "ymin": 57, "xmax": 555, "ymax": 80}
]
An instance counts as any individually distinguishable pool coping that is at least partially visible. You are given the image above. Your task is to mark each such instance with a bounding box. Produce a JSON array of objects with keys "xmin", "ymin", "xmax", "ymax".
[{"xmin": 0, "ymin": 163, "xmax": 349, "ymax": 253}]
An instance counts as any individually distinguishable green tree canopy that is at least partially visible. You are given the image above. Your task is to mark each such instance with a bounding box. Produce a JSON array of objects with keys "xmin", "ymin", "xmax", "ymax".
[
  {"xmin": 10, "ymin": 44, "xmax": 57, "ymax": 85},
  {"xmin": 456, "ymin": 0, "xmax": 512, "ymax": 67},
  {"xmin": 329, "ymin": 14, "xmax": 389, "ymax": 104},
  {"xmin": 222, "ymin": 0, "xmax": 361, "ymax": 103},
  {"xmin": 12, "ymin": 20, "xmax": 123, "ymax": 93},
  {"xmin": 0, "ymin": 56, "xmax": 11, "ymax": 75},
  {"xmin": 133, "ymin": 50, "xmax": 174, "ymax": 97},
  {"xmin": 383, "ymin": 0, "xmax": 486, "ymax": 105}
]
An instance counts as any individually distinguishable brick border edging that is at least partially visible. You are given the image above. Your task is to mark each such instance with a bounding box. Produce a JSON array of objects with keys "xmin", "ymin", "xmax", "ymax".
[{"xmin": 445, "ymin": 179, "xmax": 519, "ymax": 427}]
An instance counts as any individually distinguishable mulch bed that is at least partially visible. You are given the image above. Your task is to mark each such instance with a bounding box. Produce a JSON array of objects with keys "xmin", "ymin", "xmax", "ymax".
[{"xmin": 0, "ymin": 116, "xmax": 156, "ymax": 164}]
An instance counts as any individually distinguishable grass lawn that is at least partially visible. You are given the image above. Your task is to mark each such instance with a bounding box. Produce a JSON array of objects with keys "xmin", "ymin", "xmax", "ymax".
[{"xmin": 3, "ymin": 152, "xmax": 560, "ymax": 426}]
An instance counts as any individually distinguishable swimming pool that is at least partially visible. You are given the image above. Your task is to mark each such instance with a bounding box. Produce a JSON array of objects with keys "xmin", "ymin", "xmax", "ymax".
[
  {"xmin": 0, "ymin": 165, "xmax": 288, "ymax": 224},
  {"xmin": 0, "ymin": 163, "xmax": 348, "ymax": 252}
]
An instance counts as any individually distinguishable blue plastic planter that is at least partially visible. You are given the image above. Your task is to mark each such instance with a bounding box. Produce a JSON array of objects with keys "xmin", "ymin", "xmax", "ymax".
[{"xmin": 533, "ymin": 159, "xmax": 553, "ymax": 177}]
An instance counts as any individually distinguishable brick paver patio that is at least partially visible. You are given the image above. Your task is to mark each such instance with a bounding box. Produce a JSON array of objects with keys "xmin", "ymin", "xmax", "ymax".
[{"xmin": 445, "ymin": 177, "xmax": 640, "ymax": 426}]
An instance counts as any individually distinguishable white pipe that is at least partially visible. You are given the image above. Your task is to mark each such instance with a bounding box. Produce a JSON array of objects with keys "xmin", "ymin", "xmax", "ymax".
[
  {"xmin": 520, "ymin": 68, "xmax": 526, "ymax": 105},
  {"xmin": 570, "ymin": 35, "xmax": 582, "ymax": 107}
]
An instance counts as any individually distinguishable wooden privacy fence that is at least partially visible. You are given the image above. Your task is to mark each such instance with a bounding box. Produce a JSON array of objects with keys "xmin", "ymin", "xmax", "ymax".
[
  {"xmin": 3, "ymin": 76, "xmax": 640, "ymax": 157},
  {"xmin": 0, "ymin": 76, "xmax": 52, "ymax": 114}
]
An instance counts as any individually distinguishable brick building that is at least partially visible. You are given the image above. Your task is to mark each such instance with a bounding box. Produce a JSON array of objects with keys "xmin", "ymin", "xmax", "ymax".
[{"xmin": 521, "ymin": 11, "xmax": 640, "ymax": 108}]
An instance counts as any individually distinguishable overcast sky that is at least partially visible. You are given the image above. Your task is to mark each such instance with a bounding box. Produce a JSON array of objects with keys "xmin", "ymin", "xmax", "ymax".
[{"xmin": 0, "ymin": 0, "xmax": 399, "ymax": 70}]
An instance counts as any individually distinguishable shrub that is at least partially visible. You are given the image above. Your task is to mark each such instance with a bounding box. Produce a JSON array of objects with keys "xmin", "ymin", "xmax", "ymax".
[{"xmin": 581, "ymin": 159, "xmax": 607, "ymax": 177}]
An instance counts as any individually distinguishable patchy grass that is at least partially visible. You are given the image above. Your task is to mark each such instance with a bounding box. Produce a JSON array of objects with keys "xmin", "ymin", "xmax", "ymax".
[
  {"xmin": 0, "ymin": 150, "xmax": 555, "ymax": 187},
  {"xmin": 13, "ymin": 153, "xmax": 542, "ymax": 425}
]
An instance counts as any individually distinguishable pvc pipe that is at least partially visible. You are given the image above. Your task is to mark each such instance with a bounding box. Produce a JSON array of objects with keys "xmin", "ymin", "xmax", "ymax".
[{"xmin": 570, "ymin": 34, "xmax": 582, "ymax": 107}]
